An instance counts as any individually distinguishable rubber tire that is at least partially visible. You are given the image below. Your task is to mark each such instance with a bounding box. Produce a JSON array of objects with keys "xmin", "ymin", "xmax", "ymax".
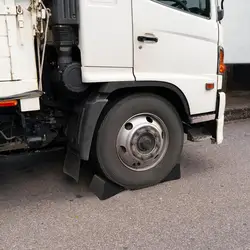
[{"xmin": 95, "ymin": 93, "xmax": 184, "ymax": 190}]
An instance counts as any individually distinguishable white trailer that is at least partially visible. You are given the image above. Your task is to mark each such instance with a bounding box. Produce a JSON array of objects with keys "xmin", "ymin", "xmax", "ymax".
[{"xmin": 222, "ymin": 0, "xmax": 250, "ymax": 64}]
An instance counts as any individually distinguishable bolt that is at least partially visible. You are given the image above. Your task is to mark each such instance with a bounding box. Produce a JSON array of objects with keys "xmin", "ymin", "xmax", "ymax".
[
  {"xmin": 149, "ymin": 131, "xmax": 155, "ymax": 136},
  {"xmin": 131, "ymin": 136, "xmax": 139, "ymax": 145},
  {"xmin": 131, "ymin": 144, "xmax": 137, "ymax": 153},
  {"xmin": 139, "ymin": 128, "xmax": 147, "ymax": 134},
  {"xmin": 155, "ymin": 137, "xmax": 160, "ymax": 144},
  {"xmin": 150, "ymin": 153, "xmax": 156, "ymax": 158}
]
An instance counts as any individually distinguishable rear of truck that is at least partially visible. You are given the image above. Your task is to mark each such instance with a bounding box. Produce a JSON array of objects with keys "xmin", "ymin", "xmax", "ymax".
[
  {"xmin": 0, "ymin": 0, "xmax": 226, "ymax": 190},
  {"xmin": 0, "ymin": 0, "xmax": 39, "ymax": 110}
]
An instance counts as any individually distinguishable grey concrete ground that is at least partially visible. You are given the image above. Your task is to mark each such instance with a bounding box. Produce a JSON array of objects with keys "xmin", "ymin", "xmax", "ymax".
[
  {"xmin": 226, "ymin": 91, "xmax": 250, "ymax": 121},
  {"xmin": 1, "ymin": 119, "xmax": 250, "ymax": 250}
]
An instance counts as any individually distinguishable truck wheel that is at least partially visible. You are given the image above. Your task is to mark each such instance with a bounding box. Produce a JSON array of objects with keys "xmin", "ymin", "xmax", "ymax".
[{"xmin": 94, "ymin": 93, "xmax": 184, "ymax": 190}]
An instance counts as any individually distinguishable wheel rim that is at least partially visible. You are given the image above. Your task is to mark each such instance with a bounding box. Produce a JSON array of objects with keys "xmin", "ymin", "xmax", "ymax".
[{"xmin": 116, "ymin": 113, "xmax": 169, "ymax": 172}]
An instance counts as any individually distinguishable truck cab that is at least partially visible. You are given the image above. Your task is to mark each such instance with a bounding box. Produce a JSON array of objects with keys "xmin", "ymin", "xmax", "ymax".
[{"xmin": 0, "ymin": 0, "xmax": 226, "ymax": 190}]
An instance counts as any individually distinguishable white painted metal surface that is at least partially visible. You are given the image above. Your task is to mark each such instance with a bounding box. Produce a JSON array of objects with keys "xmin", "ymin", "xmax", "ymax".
[
  {"xmin": 79, "ymin": 0, "xmax": 134, "ymax": 82},
  {"xmin": 0, "ymin": 0, "xmax": 222, "ymax": 117},
  {"xmin": 222, "ymin": 0, "xmax": 250, "ymax": 64},
  {"xmin": 80, "ymin": 0, "xmax": 221, "ymax": 115},
  {"xmin": 0, "ymin": 0, "xmax": 39, "ymax": 111},
  {"xmin": 132, "ymin": 0, "xmax": 219, "ymax": 115},
  {"xmin": 216, "ymin": 91, "xmax": 226, "ymax": 144}
]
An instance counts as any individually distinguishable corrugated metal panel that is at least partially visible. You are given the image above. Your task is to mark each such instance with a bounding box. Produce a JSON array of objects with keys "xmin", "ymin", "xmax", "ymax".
[
  {"xmin": 0, "ymin": 0, "xmax": 40, "ymax": 111},
  {"xmin": 0, "ymin": 36, "xmax": 10, "ymax": 57},
  {"xmin": 0, "ymin": 1, "xmax": 13, "ymax": 80},
  {"xmin": 6, "ymin": 0, "xmax": 37, "ymax": 81},
  {"xmin": 0, "ymin": 16, "xmax": 7, "ymax": 36},
  {"xmin": 0, "ymin": 13, "xmax": 11, "ymax": 80}
]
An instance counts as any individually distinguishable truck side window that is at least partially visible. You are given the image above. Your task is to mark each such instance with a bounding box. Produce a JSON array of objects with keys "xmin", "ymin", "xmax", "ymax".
[{"xmin": 156, "ymin": 0, "xmax": 210, "ymax": 18}]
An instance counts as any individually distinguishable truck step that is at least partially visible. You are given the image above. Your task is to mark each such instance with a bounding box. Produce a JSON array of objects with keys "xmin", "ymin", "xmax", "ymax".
[{"xmin": 187, "ymin": 127, "xmax": 212, "ymax": 142}]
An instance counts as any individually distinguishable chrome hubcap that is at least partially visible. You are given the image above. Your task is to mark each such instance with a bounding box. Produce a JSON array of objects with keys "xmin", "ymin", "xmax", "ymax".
[{"xmin": 116, "ymin": 113, "xmax": 169, "ymax": 171}]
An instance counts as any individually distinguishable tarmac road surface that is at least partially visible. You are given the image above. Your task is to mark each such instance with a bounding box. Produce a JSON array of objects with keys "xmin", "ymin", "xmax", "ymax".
[{"xmin": 1, "ymin": 119, "xmax": 250, "ymax": 250}]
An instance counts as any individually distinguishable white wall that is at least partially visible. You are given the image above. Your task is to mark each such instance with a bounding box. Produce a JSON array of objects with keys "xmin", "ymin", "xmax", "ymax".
[{"xmin": 222, "ymin": 0, "xmax": 250, "ymax": 64}]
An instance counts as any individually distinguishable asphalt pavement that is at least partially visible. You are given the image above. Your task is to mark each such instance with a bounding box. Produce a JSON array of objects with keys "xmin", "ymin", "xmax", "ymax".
[{"xmin": 1, "ymin": 119, "xmax": 250, "ymax": 250}]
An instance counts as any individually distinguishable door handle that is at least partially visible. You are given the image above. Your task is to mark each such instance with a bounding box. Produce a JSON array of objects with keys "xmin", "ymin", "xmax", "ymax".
[{"xmin": 137, "ymin": 35, "xmax": 158, "ymax": 43}]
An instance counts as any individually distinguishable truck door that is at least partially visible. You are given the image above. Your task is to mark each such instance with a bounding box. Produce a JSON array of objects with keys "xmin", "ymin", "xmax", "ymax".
[{"xmin": 132, "ymin": 0, "xmax": 219, "ymax": 115}]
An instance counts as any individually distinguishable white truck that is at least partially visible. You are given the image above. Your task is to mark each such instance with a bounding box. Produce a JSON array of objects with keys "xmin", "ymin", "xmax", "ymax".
[{"xmin": 0, "ymin": 0, "xmax": 226, "ymax": 190}]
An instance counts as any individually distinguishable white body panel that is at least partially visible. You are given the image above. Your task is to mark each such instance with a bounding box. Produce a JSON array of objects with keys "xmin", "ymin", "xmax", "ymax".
[
  {"xmin": 216, "ymin": 92, "xmax": 226, "ymax": 144},
  {"xmin": 222, "ymin": 0, "xmax": 250, "ymax": 64},
  {"xmin": 217, "ymin": 19, "xmax": 224, "ymax": 90},
  {"xmin": 80, "ymin": 0, "xmax": 220, "ymax": 115},
  {"xmin": 81, "ymin": 67, "xmax": 135, "ymax": 83},
  {"xmin": 79, "ymin": 0, "xmax": 134, "ymax": 82},
  {"xmin": 0, "ymin": 0, "xmax": 39, "ymax": 111},
  {"xmin": 132, "ymin": 0, "xmax": 219, "ymax": 115},
  {"xmin": 0, "ymin": 0, "xmax": 222, "ymax": 117}
]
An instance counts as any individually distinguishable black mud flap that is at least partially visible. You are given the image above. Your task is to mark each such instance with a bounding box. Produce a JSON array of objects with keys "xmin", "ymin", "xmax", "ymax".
[
  {"xmin": 63, "ymin": 94, "xmax": 108, "ymax": 181},
  {"xmin": 63, "ymin": 146, "xmax": 81, "ymax": 182}
]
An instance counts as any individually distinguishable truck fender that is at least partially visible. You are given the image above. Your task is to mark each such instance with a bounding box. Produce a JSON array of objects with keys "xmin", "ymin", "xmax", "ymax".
[
  {"xmin": 80, "ymin": 81, "xmax": 190, "ymax": 161},
  {"xmin": 64, "ymin": 81, "xmax": 190, "ymax": 181},
  {"xmin": 63, "ymin": 94, "xmax": 108, "ymax": 181},
  {"xmin": 79, "ymin": 95, "xmax": 108, "ymax": 160},
  {"xmin": 98, "ymin": 81, "xmax": 190, "ymax": 116}
]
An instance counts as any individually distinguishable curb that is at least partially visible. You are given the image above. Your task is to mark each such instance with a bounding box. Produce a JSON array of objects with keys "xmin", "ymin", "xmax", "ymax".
[{"xmin": 225, "ymin": 107, "xmax": 250, "ymax": 122}]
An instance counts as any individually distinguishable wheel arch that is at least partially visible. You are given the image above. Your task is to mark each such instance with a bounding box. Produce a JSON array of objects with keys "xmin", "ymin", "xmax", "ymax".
[
  {"xmin": 94, "ymin": 93, "xmax": 184, "ymax": 189},
  {"xmin": 100, "ymin": 81, "xmax": 191, "ymax": 122},
  {"xmin": 80, "ymin": 81, "xmax": 190, "ymax": 161},
  {"xmin": 64, "ymin": 80, "xmax": 190, "ymax": 181}
]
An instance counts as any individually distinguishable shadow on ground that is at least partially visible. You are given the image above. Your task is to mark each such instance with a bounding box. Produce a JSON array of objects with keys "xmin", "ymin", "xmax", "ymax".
[
  {"xmin": 0, "ymin": 144, "xmax": 212, "ymax": 206},
  {"xmin": 0, "ymin": 149, "xmax": 95, "ymax": 206}
]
